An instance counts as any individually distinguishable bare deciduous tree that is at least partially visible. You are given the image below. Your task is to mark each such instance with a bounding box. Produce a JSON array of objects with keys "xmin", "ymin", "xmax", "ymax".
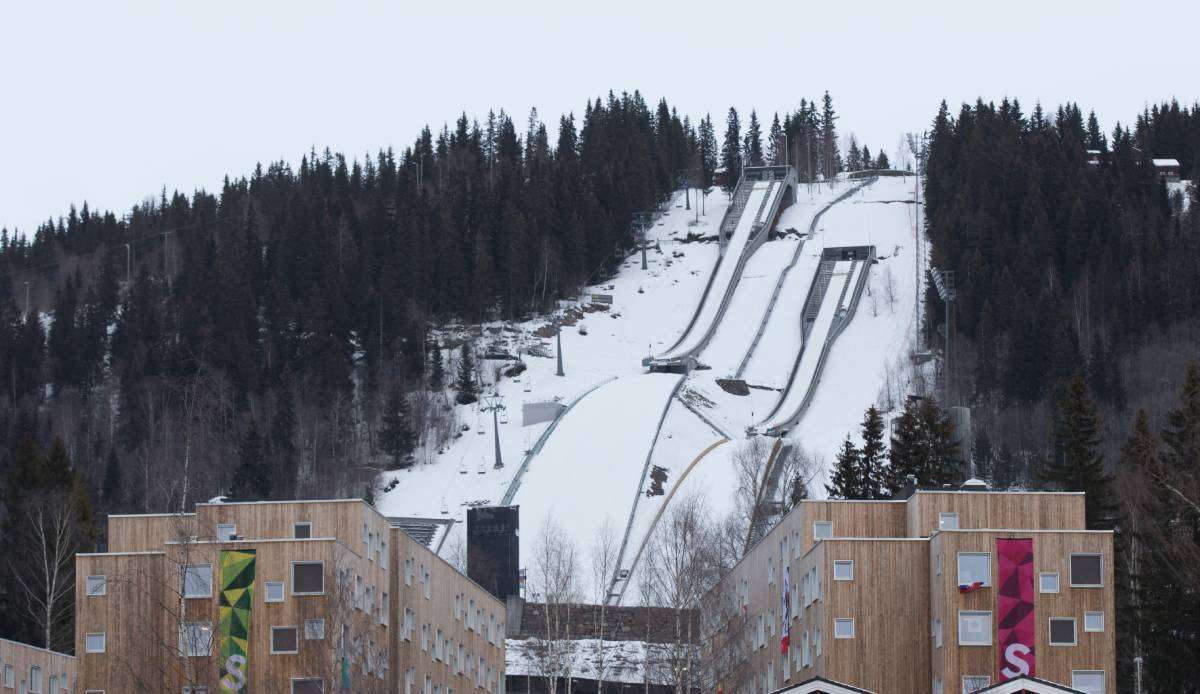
[
  {"xmin": 528, "ymin": 513, "xmax": 582, "ymax": 694},
  {"xmin": 589, "ymin": 518, "xmax": 620, "ymax": 694},
  {"xmin": 11, "ymin": 490, "xmax": 78, "ymax": 651}
]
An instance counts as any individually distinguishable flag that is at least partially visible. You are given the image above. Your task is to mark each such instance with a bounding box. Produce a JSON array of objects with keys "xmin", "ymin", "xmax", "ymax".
[
  {"xmin": 780, "ymin": 566, "xmax": 791, "ymax": 654},
  {"xmin": 958, "ymin": 581, "xmax": 985, "ymax": 594}
]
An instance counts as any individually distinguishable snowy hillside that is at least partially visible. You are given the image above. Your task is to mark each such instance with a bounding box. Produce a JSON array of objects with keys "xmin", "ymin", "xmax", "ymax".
[{"xmin": 377, "ymin": 174, "xmax": 924, "ymax": 602}]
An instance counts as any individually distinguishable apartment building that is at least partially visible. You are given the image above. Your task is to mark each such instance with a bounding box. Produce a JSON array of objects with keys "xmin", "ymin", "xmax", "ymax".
[
  {"xmin": 0, "ymin": 637, "xmax": 75, "ymax": 693},
  {"xmin": 709, "ymin": 486, "xmax": 1114, "ymax": 694},
  {"xmin": 75, "ymin": 499, "xmax": 505, "ymax": 694}
]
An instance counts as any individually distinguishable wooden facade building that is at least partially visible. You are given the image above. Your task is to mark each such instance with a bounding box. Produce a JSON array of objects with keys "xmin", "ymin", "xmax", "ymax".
[
  {"xmin": 708, "ymin": 488, "xmax": 1114, "ymax": 694},
  {"xmin": 75, "ymin": 499, "xmax": 505, "ymax": 693},
  {"xmin": 0, "ymin": 637, "xmax": 75, "ymax": 693}
]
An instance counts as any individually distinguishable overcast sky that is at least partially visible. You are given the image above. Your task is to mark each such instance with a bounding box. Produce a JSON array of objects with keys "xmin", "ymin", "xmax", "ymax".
[{"xmin": 2, "ymin": 0, "xmax": 1197, "ymax": 234}]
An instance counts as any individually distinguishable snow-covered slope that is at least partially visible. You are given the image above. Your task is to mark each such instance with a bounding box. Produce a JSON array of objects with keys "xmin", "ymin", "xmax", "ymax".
[{"xmin": 378, "ymin": 174, "xmax": 924, "ymax": 602}]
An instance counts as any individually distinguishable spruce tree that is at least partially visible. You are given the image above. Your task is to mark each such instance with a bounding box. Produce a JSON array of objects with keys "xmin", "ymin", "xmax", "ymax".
[
  {"xmin": 884, "ymin": 396, "xmax": 960, "ymax": 495},
  {"xmin": 101, "ymin": 448, "xmax": 122, "ymax": 509},
  {"xmin": 858, "ymin": 406, "xmax": 886, "ymax": 499},
  {"xmin": 380, "ymin": 389, "xmax": 416, "ymax": 470},
  {"xmin": 454, "ymin": 343, "xmax": 478, "ymax": 405},
  {"xmin": 826, "ymin": 435, "xmax": 863, "ymax": 499},
  {"xmin": 428, "ymin": 342, "xmax": 446, "ymax": 390},
  {"xmin": 698, "ymin": 115, "xmax": 719, "ymax": 186},
  {"xmin": 1161, "ymin": 361, "xmax": 1200, "ymax": 474},
  {"xmin": 1045, "ymin": 373, "xmax": 1113, "ymax": 528},
  {"xmin": 743, "ymin": 110, "xmax": 764, "ymax": 167},
  {"xmin": 231, "ymin": 420, "xmax": 271, "ymax": 499},
  {"xmin": 721, "ymin": 107, "xmax": 742, "ymax": 190},
  {"xmin": 767, "ymin": 113, "xmax": 783, "ymax": 165},
  {"xmin": 789, "ymin": 472, "xmax": 809, "ymax": 507}
]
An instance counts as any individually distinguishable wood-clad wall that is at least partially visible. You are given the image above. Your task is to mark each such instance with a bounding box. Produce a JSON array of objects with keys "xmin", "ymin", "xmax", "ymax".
[
  {"xmin": 795, "ymin": 500, "xmax": 908, "ymax": 556},
  {"xmin": 75, "ymin": 551, "xmax": 169, "ymax": 692},
  {"xmin": 0, "ymin": 638, "xmax": 75, "ymax": 693},
  {"xmin": 907, "ymin": 492, "xmax": 1086, "ymax": 538},
  {"xmin": 820, "ymin": 539, "xmax": 930, "ymax": 693},
  {"xmin": 929, "ymin": 530, "xmax": 1115, "ymax": 693},
  {"xmin": 108, "ymin": 513, "xmax": 197, "ymax": 552},
  {"xmin": 391, "ymin": 525, "xmax": 506, "ymax": 694}
]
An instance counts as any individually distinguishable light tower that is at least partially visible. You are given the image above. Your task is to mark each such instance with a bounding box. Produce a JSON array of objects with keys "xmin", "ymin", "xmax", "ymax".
[
  {"xmin": 930, "ymin": 267, "xmax": 956, "ymax": 405},
  {"xmin": 555, "ymin": 318, "xmax": 565, "ymax": 377}
]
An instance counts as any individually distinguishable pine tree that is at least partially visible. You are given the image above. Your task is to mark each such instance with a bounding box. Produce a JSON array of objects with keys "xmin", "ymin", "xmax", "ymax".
[
  {"xmin": 1044, "ymin": 374, "xmax": 1113, "ymax": 528},
  {"xmin": 101, "ymin": 448, "xmax": 122, "ymax": 509},
  {"xmin": 231, "ymin": 420, "xmax": 271, "ymax": 499},
  {"xmin": 428, "ymin": 342, "xmax": 446, "ymax": 390},
  {"xmin": 380, "ymin": 389, "xmax": 416, "ymax": 470},
  {"xmin": 743, "ymin": 110, "xmax": 764, "ymax": 167},
  {"xmin": 826, "ymin": 435, "xmax": 863, "ymax": 499},
  {"xmin": 454, "ymin": 343, "xmax": 478, "ymax": 405},
  {"xmin": 789, "ymin": 472, "xmax": 809, "ymax": 507},
  {"xmin": 884, "ymin": 396, "xmax": 960, "ymax": 495},
  {"xmin": 721, "ymin": 107, "xmax": 742, "ymax": 190},
  {"xmin": 857, "ymin": 406, "xmax": 886, "ymax": 499}
]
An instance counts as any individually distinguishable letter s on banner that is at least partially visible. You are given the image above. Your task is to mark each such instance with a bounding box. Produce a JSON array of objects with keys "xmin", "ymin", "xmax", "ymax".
[{"xmin": 1001, "ymin": 643, "xmax": 1032, "ymax": 679}]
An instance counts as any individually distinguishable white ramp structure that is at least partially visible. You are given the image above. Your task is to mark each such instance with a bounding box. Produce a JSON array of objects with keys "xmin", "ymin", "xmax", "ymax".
[
  {"xmin": 757, "ymin": 245, "xmax": 876, "ymax": 436},
  {"xmin": 645, "ymin": 166, "xmax": 795, "ymax": 371}
]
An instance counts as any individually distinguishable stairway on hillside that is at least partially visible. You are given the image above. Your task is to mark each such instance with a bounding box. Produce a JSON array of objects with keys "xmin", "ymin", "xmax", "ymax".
[
  {"xmin": 802, "ymin": 262, "xmax": 835, "ymax": 332},
  {"xmin": 720, "ymin": 179, "xmax": 757, "ymax": 239}
]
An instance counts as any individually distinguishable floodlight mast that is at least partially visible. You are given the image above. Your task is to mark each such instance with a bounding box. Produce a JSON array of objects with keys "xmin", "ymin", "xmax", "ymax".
[{"xmin": 930, "ymin": 268, "xmax": 956, "ymax": 405}]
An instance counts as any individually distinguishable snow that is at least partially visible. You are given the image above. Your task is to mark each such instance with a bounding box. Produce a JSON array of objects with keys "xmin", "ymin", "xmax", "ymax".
[
  {"xmin": 783, "ymin": 176, "xmax": 924, "ymax": 491},
  {"xmin": 377, "ymin": 174, "xmax": 925, "ymax": 595},
  {"xmin": 505, "ymin": 638, "xmax": 677, "ymax": 684},
  {"xmin": 1152, "ymin": 158, "xmax": 1180, "ymax": 167},
  {"xmin": 512, "ymin": 372, "xmax": 681, "ymax": 582},
  {"xmin": 658, "ymin": 181, "xmax": 770, "ymax": 360}
]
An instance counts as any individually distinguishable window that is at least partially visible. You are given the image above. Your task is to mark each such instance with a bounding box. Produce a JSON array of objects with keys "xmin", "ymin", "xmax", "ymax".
[
  {"xmin": 1040, "ymin": 572, "xmax": 1060, "ymax": 593},
  {"xmin": 1070, "ymin": 553, "xmax": 1103, "ymax": 587},
  {"xmin": 86, "ymin": 575, "xmax": 107, "ymax": 597},
  {"xmin": 936, "ymin": 552, "xmax": 942, "ymax": 576},
  {"xmin": 364, "ymin": 523, "xmax": 369, "ymax": 548},
  {"xmin": 939, "ymin": 512, "xmax": 959, "ymax": 530},
  {"xmin": 183, "ymin": 688, "xmax": 209, "ymax": 694},
  {"xmin": 1084, "ymin": 611, "xmax": 1105, "ymax": 633},
  {"xmin": 179, "ymin": 621, "xmax": 213, "ymax": 656},
  {"xmin": 768, "ymin": 557, "xmax": 774, "ymax": 585},
  {"xmin": 1049, "ymin": 617, "xmax": 1077, "ymax": 646},
  {"xmin": 1071, "ymin": 671, "xmax": 1104, "ymax": 694},
  {"xmin": 292, "ymin": 561, "xmax": 324, "ymax": 595},
  {"xmin": 405, "ymin": 557, "xmax": 414, "ymax": 585},
  {"xmin": 958, "ymin": 611, "xmax": 992, "ymax": 646},
  {"xmin": 801, "ymin": 630, "xmax": 810, "ymax": 667},
  {"xmin": 293, "ymin": 522, "xmax": 312, "ymax": 539},
  {"xmin": 957, "ymin": 553, "xmax": 990, "ymax": 588},
  {"xmin": 422, "ymin": 565, "xmax": 432, "ymax": 599},
  {"xmin": 809, "ymin": 566, "xmax": 819, "ymax": 603},
  {"xmin": 216, "ymin": 523, "xmax": 236, "ymax": 541},
  {"xmin": 382, "ymin": 592, "xmax": 389, "ymax": 626},
  {"xmin": 404, "ymin": 609, "xmax": 415, "ymax": 640},
  {"xmin": 405, "ymin": 669, "xmax": 415, "ymax": 694},
  {"xmin": 833, "ymin": 560, "xmax": 854, "ymax": 581},
  {"xmin": 833, "ymin": 618, "xmax": 854, "ymax": 639},
  {"xmin": 291, "ymin": 679, "xmax": 323, "ymax": 694},
  {"xmin": 3, "ymin": 664, "xmax": 12, "ymax": 687},
  {"xmin": 271, "ymin": 626, "xmax": 299, "ymax": 654},
  {"xmin": 813, "ymin": 522, "xmax": 832, "ymax": 540},
  {"xmin": 264, "ymin": 580, "xmax": 285, "ymax": 603},
  {"xmin": 182, "ymin": 564, "xmax": 213, "ymax": 598},
  {"xmin": 933, "ymin": 678, "xmax": 943, "ymax": 694},
  {"xmin": 85, "ymin": 632, "xmax": 106, "ymax": 653},
  {"xmin": 962, "ymin": 676, "xmax": 991, "ymax": 693},
  {"xmin": 29, "ymin": 666, "xmax": 40, "ymax": 693},
  {"xmin": 305, "ymin": 619, "xmax": 325, "ymax": 640},
  {"xmin": 933, "ymin": 618, "xmax": 943, "ymax": 648},
  {"xmin": 813, "ymin": 628, "xmax": 822, "ymax": 656},
  {"xmin": 355, "ymin": 575, "xmax": 364, "ymax": 610},
  {"xmin": 47, "ymin": 675, "xmax": 55, "ymax": 692}
]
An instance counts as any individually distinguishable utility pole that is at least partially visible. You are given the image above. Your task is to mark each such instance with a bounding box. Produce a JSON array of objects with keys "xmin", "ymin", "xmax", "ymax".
[{"xmin": 483, "ymin": 393, "xmax": 505, "ymax": 469}]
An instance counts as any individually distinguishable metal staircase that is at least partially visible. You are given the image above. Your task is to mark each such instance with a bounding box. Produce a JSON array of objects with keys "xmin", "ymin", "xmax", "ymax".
[{"xmin": 719, "ymin": 176, "xmax": 758, "ymax": 242}]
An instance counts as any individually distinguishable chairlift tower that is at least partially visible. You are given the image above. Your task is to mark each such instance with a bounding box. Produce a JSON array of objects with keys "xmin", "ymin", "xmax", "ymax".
[
  {"xmin": 631, "ymin": 212, "xmax": 654, "ymax": 271},
  {"xmin": 555, "ymin": 320, "xmax": 565, "ymax": 377},
  {"xmin": 482, "ymin": 393, "xmax": 506, "ymax": 469}
]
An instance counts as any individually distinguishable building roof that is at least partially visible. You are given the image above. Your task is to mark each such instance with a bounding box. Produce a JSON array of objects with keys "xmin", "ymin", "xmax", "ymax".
[
  {"xmin": 770, "ymin": 677, "xmax": 877, "ymax": 694},
  {"xmin": 974, "ymin": 676, "xmax": 1084, "ymax": 693},
  {"xmin": 1153, "ymin": 158, "xmax": 1181, "ymax": 167}
]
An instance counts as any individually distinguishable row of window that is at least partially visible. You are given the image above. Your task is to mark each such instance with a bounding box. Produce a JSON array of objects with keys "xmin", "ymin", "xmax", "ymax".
[
  {"xmin": 942, "ymin": 670, "xmax": 1104, "ymax": 694},
  {"xmin": 211, "ymin": 519, "xmax": 389, "ymax": 569},
  {"xmin": 941, "ymin": 610, "xmax": 1104, "ymax": 647},
  {"xmin": 402, "ymin": 663, "xmax": 503, "ymax": 694},
  {"xmin": 87, "ymin": 560, "xmax": 326, "ymax": 601},
  {"xmin": 84, "ymin": 678, "xmax": 324, "ymax": 694},
  {"xmin": 947, "ymin": 551, "xmax": 1104, "ymax": 589},
  {"xmin": 404, "ymin": 609, "xmax": 496, "ymax": 680},
  {"xmin": 0, "ymin": 663, "xmax": 68, "ymax": 692}
]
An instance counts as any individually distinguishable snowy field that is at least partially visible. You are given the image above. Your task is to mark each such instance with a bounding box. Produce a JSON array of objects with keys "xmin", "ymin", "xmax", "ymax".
[{"xmin": 378, "ymin": 175, "xmax": 924, "ymax": 602}]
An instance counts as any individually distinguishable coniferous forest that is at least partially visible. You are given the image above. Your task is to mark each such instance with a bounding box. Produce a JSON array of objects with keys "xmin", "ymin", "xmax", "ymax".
[{"xmin": 0, "ymin": 91, "xmax": 861, "ymax": 650}]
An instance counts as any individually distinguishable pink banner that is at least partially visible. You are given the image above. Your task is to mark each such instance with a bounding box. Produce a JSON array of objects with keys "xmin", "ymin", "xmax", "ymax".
[{"xmin": 996, "ymin": 538, "xmax": 1036, "ymax": 680}]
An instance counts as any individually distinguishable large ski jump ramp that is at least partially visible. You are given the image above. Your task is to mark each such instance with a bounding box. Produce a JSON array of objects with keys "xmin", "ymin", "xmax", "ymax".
[
  {"xmin": 511, "ymin": 373, "xmax": 682, "ymax": 580},
  {"xmin": 646, "ymin": 167, "xmax": 794, "ymax": 371}
]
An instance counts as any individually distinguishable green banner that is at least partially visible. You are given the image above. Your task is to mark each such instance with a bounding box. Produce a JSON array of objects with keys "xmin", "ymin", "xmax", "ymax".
[{"xmin": 218, "ymin": 548, "xmax": 255, "ymax": 692}]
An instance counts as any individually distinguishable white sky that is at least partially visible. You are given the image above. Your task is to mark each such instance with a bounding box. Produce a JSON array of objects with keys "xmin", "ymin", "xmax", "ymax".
[{"xmin": 2, "ymin": 0, "xmax": 1197, "ymax": 234}]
